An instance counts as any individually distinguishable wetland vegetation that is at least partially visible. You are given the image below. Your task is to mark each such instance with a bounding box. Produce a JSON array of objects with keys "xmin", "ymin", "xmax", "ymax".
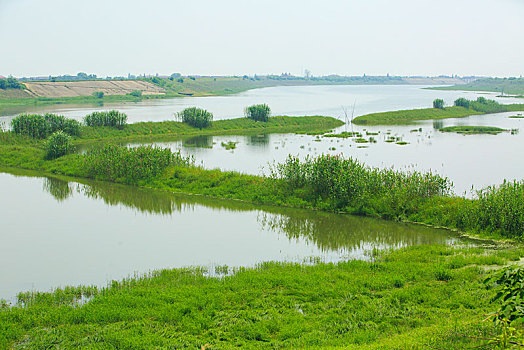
[
  {"xmin": 352, "ymin": 98, "xmax": 524, "ymax": 125},
  {"xmin": 1, "ymin": 244, "xmax": 523, "ymax": 349},
  {"xmin": 439, "ymin": 126, "xmax": 508, "ymax": 135},
  {"xmin": 432, "ymin": 77, "xmax": 524, "ymax": 97}
]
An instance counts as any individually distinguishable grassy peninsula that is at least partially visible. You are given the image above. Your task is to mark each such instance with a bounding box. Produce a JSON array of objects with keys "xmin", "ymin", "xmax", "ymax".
[
  {"xmin": 352, "ymin": 98, "xmax": 524, "ymax": 125},
  {"xmin": 431, "ymin": 77, "xmax": 524, "ymax": 97}
]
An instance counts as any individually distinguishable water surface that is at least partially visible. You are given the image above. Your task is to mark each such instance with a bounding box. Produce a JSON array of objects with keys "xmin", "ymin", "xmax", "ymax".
[{"xmin": 0, "ymin": 170, "xmax": 470, "ymax": 301}]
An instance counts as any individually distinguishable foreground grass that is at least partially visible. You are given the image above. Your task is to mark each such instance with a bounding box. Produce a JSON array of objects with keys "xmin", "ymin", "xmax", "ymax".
[
  {"xmin": 439, "ymin": 126, "xmax": 507, "ymax": 135},
  {"xmin": 352, "ymin": 104, "xmax": 524, "ymax": 125},
  {"xmin": 1, "ymin": 245, "xmax": 523, "ymax": 349}
]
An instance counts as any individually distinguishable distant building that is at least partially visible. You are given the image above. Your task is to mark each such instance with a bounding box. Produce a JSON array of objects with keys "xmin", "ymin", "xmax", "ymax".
[{"xmin": 0, "ymin": 75, "xmax": 6, "ymax": 79}]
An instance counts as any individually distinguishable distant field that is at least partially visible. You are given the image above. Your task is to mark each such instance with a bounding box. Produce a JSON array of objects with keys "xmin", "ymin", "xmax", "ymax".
[
  {"xmin": 432, "ymin": 77, "xmax": 524, "ymax": 96},
  {"xmin": 22, "ymin": 80, "xmax": 166, "ymax": 98}
]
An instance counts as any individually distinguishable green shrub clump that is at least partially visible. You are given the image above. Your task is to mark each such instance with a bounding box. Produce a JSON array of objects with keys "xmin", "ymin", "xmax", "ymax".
[
  {"xmin": 45, "ymin": 131, "xmax": 72, "ymax": 160},
  {"xmin": 454, "ymin": 97, "xmax": 470, "ymax": 108},
  {"xmin": 92, "ymin": 91, "xmax": 104, "ymax": 99},
  {"xmin": 128, "ymin": 90, "xmax": 142, "ymax": 97},
  {"xmin": 84, "ymin": 110, "xmax": 128, "ymax": 129},
  {"xmin": 176, "ymin": 107, "xmax": 213, "ymax": 129},
  {"xmin": 272, "ymin": 154, "xmax": 451, "ymax": 218},
  {"xmin": 433, "ymin": 99, "xmax": 445, "ymax": 109},
  {"xmin": 245, "ymin": 104, "xmax": 271, "ymax": 122},
  {"xmin": 10, "ymin": 113, "xmax": 81, "ymax": 139},
  {"xmin": 84, "ymin": 145, "xmax": 191, "ymax": 184}
]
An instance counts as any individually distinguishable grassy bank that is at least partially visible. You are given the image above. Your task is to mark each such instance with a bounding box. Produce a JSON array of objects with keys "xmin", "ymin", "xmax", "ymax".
[
  {"xmin": 352, "ymin": 104, "xmax": 524, "ymax": 125},
  {"xmin": 1, "ymin": 244, "xmax": 522, "ymax": 349},
  {"xmin": 431, "ymin": 77, "xmax": 524, "ymax": 96}
]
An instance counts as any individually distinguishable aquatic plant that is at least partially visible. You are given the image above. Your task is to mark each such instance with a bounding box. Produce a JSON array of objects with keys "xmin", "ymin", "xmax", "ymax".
[
  {"xmin": 84, "ymin": 110, "xmax": 127, "ymax": 129},
  {"xmin": 245, "ymin": 103, "xmax": 271, "ymax": 122},
  {"xmin": 272, "ymin": 154, "xmax": 451, "ymax": 217},
  {"xmin": 84, "ymin": 145, "xmax": 192, "ymax": 184},
  {"xmin": 433, "ymin": 98, "xmax": 445, "ymax": 109},
  {"xmin": 221, "ymin": 141, "xmax": 238, "ymax": 150},
  {"xmin": 45, "ymin": 131, "xmax": 72, "ymax": 160},
  {"xmin": 10, "ymin": 113, "xmax": 81, "ymax": 138},
  {"xmin": 440, "ymin": 126, "xmax": 507, "ymax": 135},
  {"xmin": 176, "ymin": 107, "xmax": 213, "ymax": 129}
]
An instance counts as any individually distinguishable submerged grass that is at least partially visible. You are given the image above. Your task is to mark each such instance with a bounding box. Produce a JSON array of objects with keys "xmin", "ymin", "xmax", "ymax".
[
  {"xmin": 1, "ymin": 245, "xmax": 523, "ymax": 349},
  {"xmin": 439, "ymin": 126, "xmax": 507, "ymax": 135}
]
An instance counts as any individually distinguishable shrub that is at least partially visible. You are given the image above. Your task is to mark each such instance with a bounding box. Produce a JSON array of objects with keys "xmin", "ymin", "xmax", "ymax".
[
  {"xmin": 45, "ymin": 131, "xmax": 71, "ymax": 159},
  {"xmin": 128, "ymin": 90, "xmax": 142, "ymax": 97},
  {"xmin": 10, "ymin": 113, "xmax": 81, "ymax": 138},
  {"xmin": 245, "ymin": 104, "xmax": 271, "ymax": 122},
  {"xmin": 92, "ymin": 91, "xmax": 104, "ymax": 99},
  {"xmin": 84, "ymin": 145, "xmax": 191, "ymax": 184},
  {"xmin": 0, "ymin": 78, "xmax": 24, "ymax": 89},
  {"xmin": 176, "ymin": 107, "xmax": 213, "ymax": 129},
  {"xmin": 272, "ymin": 154, "xmax": 451, "ymax": 217},
  {"xmin": 454, "ymin": 98, "xmax": 470, "ymax": 108},
  {"xmin": 84, "ymin": 110, "xmax": 128, "ymax": 129},
  {"xmin": 433, "ymin": 99, "xmax": 445, "ymax": 109}
]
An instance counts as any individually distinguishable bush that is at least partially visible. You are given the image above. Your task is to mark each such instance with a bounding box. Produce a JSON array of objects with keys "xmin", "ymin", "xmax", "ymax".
[
  {"xmin": 92, "ymin": 91, "xmax": 104, "ymax": 99},
  {"xmin": 10, "ymin": 114, "xmax": 81, "ymax": 139},
  {"xmin": 0, "ymin": 78, "xmax": 24, "ymax": 89},
  {"xmin": 84, "ymin": 110, "xmax": 128, "ymax": 129},
  {"xmin": 84, "ymin": 145, "xmax": 191, "ymax": 184},
  {"xmin": 454, "ymin": 98, "xmax": 470, "ymax": 108},
  {"xmin": 272, "ymin": 154, "xmax": 451, "ymax": 217},
  {"xmin": 245, "ymin": 104, "xmax": 271, "ymax": 122},
  {"xmin": 176, "ymin": 107, "xmax": 213, "ymax": 129},
  {"xmin": 45, "ymin": 131, "xmax": 71, "ymax": 160},
  {"xmin": 433, "ymin": 99, "xmax": 445, "ymax": 109},
  {"xmin": 128, "ymin": 90, "xmax": 142, "ymax": 97}
]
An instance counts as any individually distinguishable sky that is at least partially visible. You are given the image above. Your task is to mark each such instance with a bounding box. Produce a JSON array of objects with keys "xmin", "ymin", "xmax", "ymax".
[{"xmin": 0, "ymin": 0, "xmax": 523, "ymax": 78}]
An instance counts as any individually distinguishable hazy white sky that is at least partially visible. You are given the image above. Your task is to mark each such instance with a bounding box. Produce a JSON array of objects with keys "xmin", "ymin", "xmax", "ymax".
[{"xmin": 0, "ymin": 0, "xmax": 522, "ymax": 78}]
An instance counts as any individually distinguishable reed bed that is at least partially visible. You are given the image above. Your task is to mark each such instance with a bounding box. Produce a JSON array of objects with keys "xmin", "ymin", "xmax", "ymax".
[
  {"xmin": 84, "ymin": 145, "xmax": 192, "ymax": 184},
  {"xmin": 10, "ymin": 113, "xmax": 81, "ymax": 138},
  {"xmin": 84, "ymin": 110, "xmax": 127, "ymax": 129}
]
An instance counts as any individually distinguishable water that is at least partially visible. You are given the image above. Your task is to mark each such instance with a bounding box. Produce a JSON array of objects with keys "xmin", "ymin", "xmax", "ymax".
[
  {"xmin": 0, "ymin": 170, "xmax": 470, "ymax": 301},
  {"xmin": 3, "ymin": 84, "xmax": 522, "ymax": 194},
  {"xmin": 1, "ymin": 84, "xmax": 521, "ymax": 123}
]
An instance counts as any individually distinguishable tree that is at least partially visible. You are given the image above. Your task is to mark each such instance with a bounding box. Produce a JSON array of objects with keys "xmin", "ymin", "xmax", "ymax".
[
  {"xmin": 245, "ymin": 104, "xmax": 271, "ymax": 122},
  {"xmin": 93, "ymin": 91, "xmax": 104, "ymax": 99},
  {"xmin": 454, "ymin": 98, "xmax": 470, "ymax": 108},
  {"xmin": 433, "ymin": 99, "xmax": 445, "ymax": 109}
]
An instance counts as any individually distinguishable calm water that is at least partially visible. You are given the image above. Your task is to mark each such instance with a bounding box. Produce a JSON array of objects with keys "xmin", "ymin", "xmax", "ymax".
[{"xmin": 0, "ymin": 170, "xmax": 469, "ymax": 301}]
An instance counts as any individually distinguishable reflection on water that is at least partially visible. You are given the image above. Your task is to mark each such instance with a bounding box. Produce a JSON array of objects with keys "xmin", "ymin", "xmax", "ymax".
[
  {"xmin": 182, "ymin": 135, "xmax": 213, "ymax": 149},
  {"xmin": 44, "ymin": 173, "xmax": 466, "ymax": 253},
  {"xmin": 1, "ymin": 169, "xmax": 473, "ymax": 301}
]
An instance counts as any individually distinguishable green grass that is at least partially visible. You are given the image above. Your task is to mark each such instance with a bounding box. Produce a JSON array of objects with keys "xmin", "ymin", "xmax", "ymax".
[
  {"xmin": 432, "ymin": 77, "xmax": 524, "ymax": 96},
  {"xmin": 1, "ymin": 245, "xmax": 522, "ymax": 349},
  {"xmin": 0, "ymin": 116, "xmax": 343, "ymax": 146},
  {"xmin": 352, "ymin": 104, "xmax": 524, "ymax": 125},
  {"xmin": 439, "ymin": 126, "xmax": 507, "ymax": 135}
]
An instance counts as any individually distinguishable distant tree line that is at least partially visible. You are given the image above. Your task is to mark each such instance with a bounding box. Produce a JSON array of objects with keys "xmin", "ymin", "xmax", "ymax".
[{"xmin": 0, "ymin": 78, "xmax": 24, "ymax": 89}]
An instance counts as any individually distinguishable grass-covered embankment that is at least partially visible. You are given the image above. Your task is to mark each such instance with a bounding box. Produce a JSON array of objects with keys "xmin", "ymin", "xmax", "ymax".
[
  {"xmin": 1, "ymin": 244, "xmax": 522, "ymax": 349},
  {"xmin": 353, "ymin": 102, "xmax": 524, "ymax": 125}
]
